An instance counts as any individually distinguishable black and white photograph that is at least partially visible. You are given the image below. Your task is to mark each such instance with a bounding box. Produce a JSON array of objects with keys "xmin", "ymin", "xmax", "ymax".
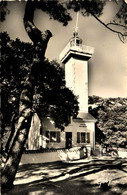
[{"xmin": 1, "ymin": 0, "xmax": 127, "ymax": 194}]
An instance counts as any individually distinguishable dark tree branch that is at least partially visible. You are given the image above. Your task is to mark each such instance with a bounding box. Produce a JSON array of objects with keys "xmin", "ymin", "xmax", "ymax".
[
  {"xmin": 23, "ymin": 0, "xmax": 52, "ymax": 55},
  {"xmin": 118, "ymin": 33, "xmax": 124, "ymax": 43},
  {"xmin": 23, "ymin": 0, "xmax": 35, "ymax": 24},
  {"xmin": 107, "ymin": 22, "xmax": 127, "ymax": 29},
  {"xmin": 63, "ymin": 0, "xmax": 127, "ymax": 43},
  {"xmin": 88, "ymin": 11, "xmax": 127, "ymax": 43}
]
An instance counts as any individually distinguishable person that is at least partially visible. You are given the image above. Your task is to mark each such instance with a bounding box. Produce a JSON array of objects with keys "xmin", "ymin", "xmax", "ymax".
[{"xmin": 80, "ymin": 146, "xmax": 84, "ymax": 159}]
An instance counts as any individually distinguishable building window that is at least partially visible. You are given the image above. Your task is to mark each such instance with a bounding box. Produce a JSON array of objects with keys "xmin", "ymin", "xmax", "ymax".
[
  {"xmin": 81, "ymin": 133, "xmax": 85, "ymax": 143},
  {"xmin": 76, "ymin": 39, "xmax": 80, "ymax": 46},
  {"xmin": 46, "ymin": 131, "xmax": 61, "ymax": 143},
  {"xmin": 77, "ymin": 132, "xmax": 90, "ymax": 144},
  {"xmin": 40, "ymin": 126, "xmax": 42, "ymax": 135}
]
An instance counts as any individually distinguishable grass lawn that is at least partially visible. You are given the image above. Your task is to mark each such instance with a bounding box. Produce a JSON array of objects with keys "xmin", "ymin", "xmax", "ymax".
[{"xmin": 2, "ymin": 156, "xmax": 127, "ymax": 195}]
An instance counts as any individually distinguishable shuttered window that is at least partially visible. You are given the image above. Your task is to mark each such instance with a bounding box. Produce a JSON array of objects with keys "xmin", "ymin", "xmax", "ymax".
[
  {"xmin": 77, "ymin": 132, "xmax": 90, "ymax": 143},
  {"xmin": 46, "ymin": 131, "xmax": 61, "ymax": 143},
  {"xmin": 57, "ymin": 132, "xmax": 61, "ymax": 143},
  {"xmin": 46, "ymin": 131, "xmax": 50, "ymax": 143},
  {"xmin": 77, "ymin": 132, "xmax": 80, "ymax": 143},
  {"xmin": 50, "ymin": 132, "xmax": 56, "ymax": 142}
]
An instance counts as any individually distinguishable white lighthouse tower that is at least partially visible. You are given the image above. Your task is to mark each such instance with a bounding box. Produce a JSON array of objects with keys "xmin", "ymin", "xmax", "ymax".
[
  {"xmin": 59, "ymin": 15, "xmax": 94, "ymax": 117},
  {"xmin": 59, "ymin": 14, "xmax": 96, "ymax": 149}
]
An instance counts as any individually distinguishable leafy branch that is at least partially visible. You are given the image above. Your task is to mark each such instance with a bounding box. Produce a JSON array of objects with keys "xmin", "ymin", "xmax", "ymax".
[
  {"xmin": 89, "ymin": 12, "xmax": 127, "ymax": 43},
  {"xmin": 64, "ymin": 0, "xmax": 127, "ymax": 43},
  {"xmin": 107, "ymin": 21, "xmax": 127, "ymax": 29}
]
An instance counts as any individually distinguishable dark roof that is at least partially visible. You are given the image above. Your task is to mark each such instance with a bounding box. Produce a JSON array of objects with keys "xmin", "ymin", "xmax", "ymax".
[{"xmin": 75, "ymin": 112, "xmax": 97, "ymax": 122}]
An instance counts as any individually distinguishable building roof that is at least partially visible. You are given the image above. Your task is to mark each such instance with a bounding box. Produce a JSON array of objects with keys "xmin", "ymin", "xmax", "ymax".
[{"xmin": 74, "ymin": 112, "xmax": 97, "ymax": 122}]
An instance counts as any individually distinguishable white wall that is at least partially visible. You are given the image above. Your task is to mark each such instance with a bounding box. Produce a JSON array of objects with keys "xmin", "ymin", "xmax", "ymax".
[
  {"xmin": 65, "ymin": 58, "xmax": 88, "ymax": 113},
  {"xmin": 27, "ymin": 113, "xmax": 41, "ymax": 150}
]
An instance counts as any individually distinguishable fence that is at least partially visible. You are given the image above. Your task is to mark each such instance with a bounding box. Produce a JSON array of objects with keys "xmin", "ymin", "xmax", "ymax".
[{"xmin": 20, "ymin": 147, "xmax": 88, "ymax": 164}]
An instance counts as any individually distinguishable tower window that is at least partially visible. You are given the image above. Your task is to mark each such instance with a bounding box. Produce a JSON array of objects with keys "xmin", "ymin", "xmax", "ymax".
[
  {"xmin": 76, "ymin": 39, "xmax": 80, "ymax": 46},
  {"xmin": 70, "ymin": 38, "xmax": 82, "ymax": 47},
  {"xmin": 70, "ymin": 39, "xmax": 75, "ymax": 47}
]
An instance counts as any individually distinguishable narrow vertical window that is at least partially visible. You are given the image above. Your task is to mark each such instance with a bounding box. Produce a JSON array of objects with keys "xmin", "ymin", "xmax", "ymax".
[
  {"xmin": 87, "ymin": 132, "xmax": 90, "ymax": 143},
  {"xmin": 77, "ymin": 132, "xmax": 80, "ymax": 143},
  {"xmin": 57, "ymin": 132, "xmax": 61, "ymax": 143},
  {"xmin": 81, "ymin": 133, "xmax": 85, "ymax": 143},
  {"xmin": 50, "ymin": 132, "xmax": 56, "ymax": 142},
  {"xmin": 46, "ymin": 131, "xmax": 50, "ymax": 143},
  {"xmin": 40, "ymin": 126, "xmax": 42, "ymax": 135}
]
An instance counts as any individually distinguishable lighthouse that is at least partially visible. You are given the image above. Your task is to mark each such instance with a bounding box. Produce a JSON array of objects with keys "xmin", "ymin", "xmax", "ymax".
[
  {"xmin": 59, "ymin": 20, "xmax": 94, "ymax": 117},
  {"xmin": 27, "ymin": 14, "xmax": 96, "ymax": 151},
  {"xmin": 59, "ymin": 14, "xmax": 96, "ymax": 149}
]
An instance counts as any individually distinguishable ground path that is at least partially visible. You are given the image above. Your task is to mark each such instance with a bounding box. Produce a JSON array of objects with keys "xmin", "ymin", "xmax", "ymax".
[{"xmin": 2, "ymin": 156, "xmax": 127, "ymax": 195}]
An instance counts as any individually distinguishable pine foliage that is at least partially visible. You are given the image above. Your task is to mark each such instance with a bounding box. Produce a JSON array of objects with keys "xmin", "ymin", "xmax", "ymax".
[{"xmin": 89, "ymin": 95, "xmax": 127, "ymax": 147}]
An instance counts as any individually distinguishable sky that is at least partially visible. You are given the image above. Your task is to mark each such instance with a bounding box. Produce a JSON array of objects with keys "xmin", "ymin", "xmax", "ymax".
[{"xmin": 1, "ymin": 1, "xmax": 127, "ymax": 98}]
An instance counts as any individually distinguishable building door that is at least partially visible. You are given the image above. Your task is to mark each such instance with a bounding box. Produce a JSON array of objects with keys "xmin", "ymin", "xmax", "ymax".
[{"xmin": 66, "ymin": 132, "xmax": 72, "ymax": 149}]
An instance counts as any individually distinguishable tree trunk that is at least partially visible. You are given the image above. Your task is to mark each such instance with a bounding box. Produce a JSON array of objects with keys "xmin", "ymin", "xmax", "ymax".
[
  {"xmin": 5, "ymin": 115, "xmax": 17, "ymax": 155},
  {"xmin": 1, "ymin": 0, "xmax": 52, "ymax": 191}
]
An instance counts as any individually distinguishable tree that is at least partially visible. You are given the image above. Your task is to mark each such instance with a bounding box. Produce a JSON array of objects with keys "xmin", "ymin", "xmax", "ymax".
[
  {"xmin": 89, "ymin": 96, "xmax": 127, "ymax": 148},
  {"xmin": 0, "ymin": 1, "xmax": 10, "ymax": 22},
  {"xmin": 1, "ymin": 1, "xmax": 78, "ymax": 190},
  {"xmin": 1, "ymin": 32, "xmax": 34, "ymax": 153},
  {"xmin": 1, "ymin": 0, "xmax": 127, "ymax": 42},
  {"xmin": 2, "ymin": 29, "xmax": 52, "ymax": 191}
]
